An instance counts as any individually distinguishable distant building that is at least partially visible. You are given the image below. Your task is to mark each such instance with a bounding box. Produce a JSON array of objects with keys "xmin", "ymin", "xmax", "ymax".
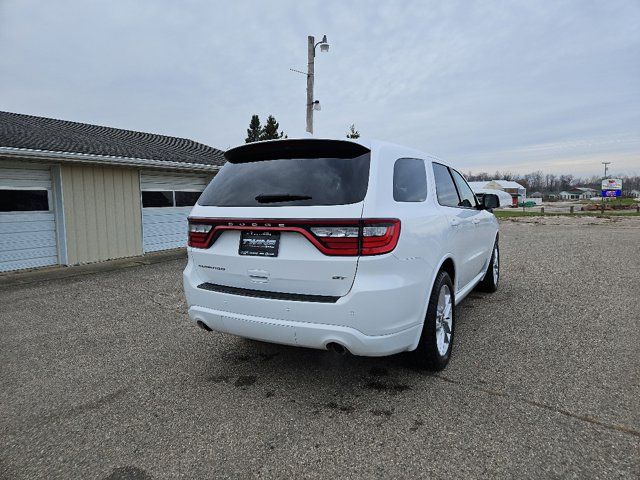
[
  {"xmin": 558, "ymin": 187, "xmax": 598, "ymax": 200},
  {"xmin": 530, "ymin": 191, "xmax": 543, "ymax": 198},
  {"xmin": 468, "ymin": 180, "xmax": 526, "ymax": 206},
  {"xmin": 471, "ymin": 188, "xmax": 514, "ymax": 207}
]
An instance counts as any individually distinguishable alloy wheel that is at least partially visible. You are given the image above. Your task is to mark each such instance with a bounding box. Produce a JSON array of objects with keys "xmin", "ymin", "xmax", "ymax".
[{"xmin": 435, "ymin": 284, "xmax": 453, "ymax": 356}]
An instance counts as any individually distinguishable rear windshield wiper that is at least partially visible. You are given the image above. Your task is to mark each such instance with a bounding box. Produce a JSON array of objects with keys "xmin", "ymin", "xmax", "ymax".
[{"xmin": 255, "ymin": 193, "xmax": 313, "ymax": 203}]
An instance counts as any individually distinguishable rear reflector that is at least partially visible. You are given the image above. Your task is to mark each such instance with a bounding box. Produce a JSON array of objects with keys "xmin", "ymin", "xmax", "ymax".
[{"xmin": 188, "ymin": 218, "xmax": 400, "ymax": 256}]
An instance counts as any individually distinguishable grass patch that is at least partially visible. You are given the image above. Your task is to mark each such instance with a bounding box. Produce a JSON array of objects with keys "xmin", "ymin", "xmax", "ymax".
[
  {"xmin": 579, "ymin": 198, "xmax": 639, "ymax": 206},
  {"xmin": 494, "ymin": 210, "xmax": 640, "ymax": 218}
]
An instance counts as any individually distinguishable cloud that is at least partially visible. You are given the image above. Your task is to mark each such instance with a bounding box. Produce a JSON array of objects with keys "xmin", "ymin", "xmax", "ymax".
[{"xmin": 0, "ymin": 0, "xmax": 638, "ymax": 175}]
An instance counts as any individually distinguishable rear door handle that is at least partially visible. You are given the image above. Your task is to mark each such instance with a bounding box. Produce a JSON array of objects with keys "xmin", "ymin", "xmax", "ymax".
[
  {"xmin": 450, "ymin": 218, "xmax": 460, "ymax": 227},
  {"xmin": 472, "ymin": 218, "xmax": 481, "ymax": 225}
]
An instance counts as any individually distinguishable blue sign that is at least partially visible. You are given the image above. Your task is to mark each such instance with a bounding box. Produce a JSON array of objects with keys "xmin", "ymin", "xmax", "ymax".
[{"xmin": 601, "ymin": 189, "xmax": 621, "ymax": 197}]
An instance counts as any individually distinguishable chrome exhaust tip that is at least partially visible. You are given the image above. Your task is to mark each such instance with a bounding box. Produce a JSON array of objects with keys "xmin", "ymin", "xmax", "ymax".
[
  {"xmin": 326, "ymin": 342, "xmax": 347, "ymax": 355},
  {"xmin": 196, "ymin": 320, "xmax": 212, "ymax": 332}
]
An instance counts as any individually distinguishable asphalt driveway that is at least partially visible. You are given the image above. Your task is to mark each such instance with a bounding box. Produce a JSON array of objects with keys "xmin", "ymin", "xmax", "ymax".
[{"xmin": 1, "ymin": 218, "xmax": 639, "ymax": 479}]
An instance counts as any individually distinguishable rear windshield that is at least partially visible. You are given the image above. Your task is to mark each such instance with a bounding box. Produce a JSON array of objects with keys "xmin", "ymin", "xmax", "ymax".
[{"xmin": 198, "ymin": 153, "xmax": 370, "ymax": 207}]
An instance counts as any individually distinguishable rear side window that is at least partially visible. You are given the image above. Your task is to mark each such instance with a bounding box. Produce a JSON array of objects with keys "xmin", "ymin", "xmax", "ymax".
[
  {"xmin": 450, "ymin": 170, "xmax": 477, "ymax": 208},
  {"xmin": 199, "ymin": 154, "xmax": 370, "ymax": 207},
  {"xmin": 393, "ymin": 158, "xmax": 427, "ymax": 202},
  {"xmin": 433, "ymin": 163, "xmax": 460, "ymax": 207}
]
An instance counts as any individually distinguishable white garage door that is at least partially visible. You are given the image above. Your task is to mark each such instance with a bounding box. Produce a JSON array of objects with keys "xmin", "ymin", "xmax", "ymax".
[
  {"xmin": 140, "ymin": 171, "xmax": 213, "ymax": 253},
  {"xmin": 0, "ymin": 164, "xmax": 58, "ymax": 272}
]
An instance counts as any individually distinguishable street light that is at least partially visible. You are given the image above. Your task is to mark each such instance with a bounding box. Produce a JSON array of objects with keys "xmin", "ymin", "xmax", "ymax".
[
  {"xmin": 306, "ymin": 34, "xmax": 329, "ymax": 134},
  {"xmin": 319, "ymin": 35, "xmax": 330, "ymax": 53}
]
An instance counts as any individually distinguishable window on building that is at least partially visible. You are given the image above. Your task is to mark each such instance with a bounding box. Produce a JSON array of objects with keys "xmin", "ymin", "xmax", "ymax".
[
  {"xmin": 142, "ymin": 191, "xmax": 174, "ymax": 208},
  {"xmin": 450, "ymin": 169, "xmax": 477, "ymax": 208},
  {"xmin": 175, "ymin": 191, "xmax": 201, "ymax": 207},
  {"xmin": 432, "ymin": 163, "xmax": 460, "ymax": 208},
  {"xmin": 393, "ymin": 158, "xmax": 427, "ymax": 202},
  {"xmin": 0, "ymin": 189, "xmax": 50, "ymax": 212}
]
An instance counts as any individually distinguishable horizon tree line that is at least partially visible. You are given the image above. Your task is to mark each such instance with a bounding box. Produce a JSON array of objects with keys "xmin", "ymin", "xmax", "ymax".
[{"xmin": 464, "ymin": 170, "xmax": 640, "ymax": 194}]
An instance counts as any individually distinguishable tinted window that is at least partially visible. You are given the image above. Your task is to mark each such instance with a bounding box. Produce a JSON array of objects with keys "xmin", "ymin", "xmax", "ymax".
[
  {"xmin": 450, "ymin": 170, "xmax": 477, "ymax": 208},
  {"xmin": 175, "ymin": 191, "xmax": 201, "ymax": 207},
  {"xmin": 142, "ymin": 191, "xmax": 173, "ymax": 207},
  {"xmin": 199, "ymin": 154, "xmax": 370, "ymax": 207},
  {"xmin": 432, "ymin": 163, "xmax": 460, "ymax": 207},
  {"xmin": 0, "ymin": 189, "xmax": 49, "ymax": 212},
  {"xmin": 393, "ymin": 158, "xmax": 427, "ymax": 202}
]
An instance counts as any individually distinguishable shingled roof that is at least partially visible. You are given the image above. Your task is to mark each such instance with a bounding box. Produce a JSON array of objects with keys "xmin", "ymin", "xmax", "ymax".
[{"xmin": 0, "ymin": 111, "xmax": 225, "ymax": 166}]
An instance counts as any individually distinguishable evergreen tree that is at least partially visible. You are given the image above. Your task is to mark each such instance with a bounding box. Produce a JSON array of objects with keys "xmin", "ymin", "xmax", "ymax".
[
  {"xmin": 245, "ymin": 115, "xmax": 262, "ymax": 143},
  {"xmin": 346, "ymin": 124, "xmax": 360, "ymax": 139},
  {"xmin": 259, "ymin": 115, "xmax": 286, "ymax": 140}
]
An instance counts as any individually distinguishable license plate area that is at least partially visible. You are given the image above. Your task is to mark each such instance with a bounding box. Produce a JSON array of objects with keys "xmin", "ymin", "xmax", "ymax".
[{"xmin": 238, "ymin": 231, "xmax": 280, "ymax": 257}]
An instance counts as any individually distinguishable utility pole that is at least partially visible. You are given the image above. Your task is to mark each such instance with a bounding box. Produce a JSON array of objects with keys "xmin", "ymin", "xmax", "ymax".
[
  {"xmin": 304, "ymin": 34, "xmax": 329, "ymax": 134},
  {"xmin": 601, "ymin": 162, "xmax": 611, "ymax": 214},
  {"xmin": 306, "ymin": 36, "xmax": 315, "ymax": 134}
]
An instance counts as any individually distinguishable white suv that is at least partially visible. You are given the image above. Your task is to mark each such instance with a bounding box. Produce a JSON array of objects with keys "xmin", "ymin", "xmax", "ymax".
[{"xmin": 183, "ymin": 139, "xmax": 499, "ymax": 370}]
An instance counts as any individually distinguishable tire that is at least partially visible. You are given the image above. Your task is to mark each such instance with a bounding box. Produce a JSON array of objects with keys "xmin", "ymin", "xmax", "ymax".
[
  {"xmin": 410, "ymin": 270, "xmax": 455, "ymax": 371},
  {"xmin": 477, "ymin": 239, "xmax": 499, "ymax": 293}
]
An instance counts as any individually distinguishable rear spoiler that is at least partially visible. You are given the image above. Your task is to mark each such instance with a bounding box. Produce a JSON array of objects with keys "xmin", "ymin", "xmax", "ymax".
[{"xmin": 224, "ymin": 139, "xmax": 370, "ymax": 163}]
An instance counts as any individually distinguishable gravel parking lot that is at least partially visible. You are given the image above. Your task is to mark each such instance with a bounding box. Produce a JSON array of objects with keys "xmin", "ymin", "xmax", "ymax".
[{"xmin": 1, "ymin": 218, "xmax": 639, "ymax": 479}]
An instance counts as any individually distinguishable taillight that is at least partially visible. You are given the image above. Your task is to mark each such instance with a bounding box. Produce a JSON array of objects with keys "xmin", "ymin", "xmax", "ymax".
[
  {"xmin": 309, "ymin": 220, "xmax": 400, "ymax": 256},
  {"xmin": 188, "ymin": 223, "xmax": 213, "ymax": 248},
  {"xmin": 187, "ymin": 218, "xmax": 400, "ymax": 256},
  {"xmin": 309, "ymin": 225, "xmax": 360, "ymax": 255},
  {"xmin": 361, "ymin": 219, "xmax": 401, "ymax": 255}
]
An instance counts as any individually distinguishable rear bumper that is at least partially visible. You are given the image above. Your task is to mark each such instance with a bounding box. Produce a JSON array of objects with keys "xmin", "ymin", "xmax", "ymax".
[
  {"xmin": 188, "ymin": 305, "xmax": 423, "ymax": 356},
  {"xmin": 183, "ymin": 253, "xmax": 433, "ymax": 356}
]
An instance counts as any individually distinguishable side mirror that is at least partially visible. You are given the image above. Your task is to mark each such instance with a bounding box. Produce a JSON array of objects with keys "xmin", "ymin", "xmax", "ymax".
[{"xmin": 481, "ymin": 193, "xmax": 499, "ymax": 211}]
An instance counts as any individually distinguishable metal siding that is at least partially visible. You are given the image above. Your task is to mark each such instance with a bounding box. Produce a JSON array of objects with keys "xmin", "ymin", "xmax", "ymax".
[
  {"xmin": 103, "ymin": 168, "xmax": 118, "ymax": 259},
  {"xmin": 140, "ymin": 170, "xmax": 212, "ymax": 191},
  {"xmin": 140, "ymin": 170, "xmax": 212, "ymax": 253},
  {"xmin": 0, "ymin": 164, "xmax": 58, "ymax": 272},
  {"xmin": 62, "ymin": 164, "xmax": 142, "ymax": 264},
  {"xmin": 93, "ymin": 167, "xmax": 108, "ymax": 257}
]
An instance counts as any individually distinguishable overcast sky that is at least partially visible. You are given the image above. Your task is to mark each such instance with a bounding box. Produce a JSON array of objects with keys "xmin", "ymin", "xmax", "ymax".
[{"xmin": 1, "ymin": 0, "xmax": 638, "ymax": 176}]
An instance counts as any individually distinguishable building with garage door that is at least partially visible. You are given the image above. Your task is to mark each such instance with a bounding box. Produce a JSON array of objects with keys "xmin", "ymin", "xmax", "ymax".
[{"xmin": 0, "ymin": 111, "xmax": 225, "ymax": 273}]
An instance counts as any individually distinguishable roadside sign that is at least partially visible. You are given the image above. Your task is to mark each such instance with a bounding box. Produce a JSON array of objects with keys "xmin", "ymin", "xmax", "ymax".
[
  {"xmin": 602, "ymin": 189, "xmax": 621, "ymax": 197},
  {"xmin": 602, "ymin": 178, "xmax": 622, "ymax": 190},
  {"xmin": 601, "ymin": 178, "xmax": 622, "ymax": 197}
]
